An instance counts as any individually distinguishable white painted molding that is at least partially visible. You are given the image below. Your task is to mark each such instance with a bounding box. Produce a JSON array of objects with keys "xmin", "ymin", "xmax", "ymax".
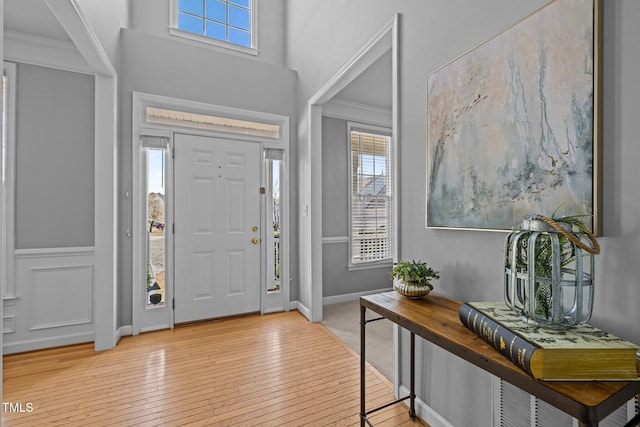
[
  {"xmin": 27, "ymin": 264, "xmax": 93, "ymax": 331},
  {"xmin": 92, "ymin": 74, "xmax": 118, "ymax": 351},
  {"xmin": 309, "ymin": 15, "xmax": 395, "ymax": 106},
  {"xmin": 262, "ymin": 306, "xmax": 287, "ymax": 315},
  {"xmin": 3, "ymin": 331, "xmax": 94, "ymax": 355},
  {"xmin": 133, "ymin": 92, "xmax": 289, "ymax": 144},
  {"xmin": 323, "ymin": 98, "xmax": 392, "ymax": 127},
  {"xmin": 322, "ymin": 288, "xmax": 392, "ymax": 306},
  {"xmin": 322, "ymin": 236, "xmax": 349, "ymax": 244},
  {"xmin": 140, "ymin": 324, "xmax": 173, "ymax": 334},
  {"xmin": 45, "ymin": 0, "xmax": 116, "ymax": 77},
  {"xmin": 116, "ymin": 325, "xmax": 132, "ymax": 342},
  {"xmin": 3, "ymin": 30, "xmax": 91, "ymax": 74},
  {"xmin": 290, "ymin": 300, "xmax": 311, "ymax": 321},
  {"xmin": 398, "ymin": 385, "xmax": 454, "ymax": 427},
  {"xmin": 3, "ymin": 315, "xmax": 16, "ymax": 334},
  {"xmin": 14, "ymin": 246, "xmax": 95, "ymax": 259}
]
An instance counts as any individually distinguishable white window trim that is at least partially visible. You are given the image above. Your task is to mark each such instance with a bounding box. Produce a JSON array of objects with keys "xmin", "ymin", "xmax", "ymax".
[
  {"xmin": 169, "ymin": 0, "xmax": 259, "ymax": 56},
  {"xmin": 347, "ymin": 121, "xmax": 395, "ymax": 271}
]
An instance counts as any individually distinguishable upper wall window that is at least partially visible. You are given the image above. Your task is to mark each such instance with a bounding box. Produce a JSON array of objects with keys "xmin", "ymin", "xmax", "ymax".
[{"xmin": 171, "ymin": 0, "xmax": 256, "ymax": 54}]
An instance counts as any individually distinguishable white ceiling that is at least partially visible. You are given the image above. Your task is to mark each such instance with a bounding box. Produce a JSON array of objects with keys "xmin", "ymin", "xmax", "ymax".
[{"xmin": 4, "ymin": 0, "xmax": 71, "ymax": 42}]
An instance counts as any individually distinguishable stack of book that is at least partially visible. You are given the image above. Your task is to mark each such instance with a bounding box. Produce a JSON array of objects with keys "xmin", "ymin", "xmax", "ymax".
[{"xmin": 459, "ymin": 301, "xmax": 639, "ymax": 381}]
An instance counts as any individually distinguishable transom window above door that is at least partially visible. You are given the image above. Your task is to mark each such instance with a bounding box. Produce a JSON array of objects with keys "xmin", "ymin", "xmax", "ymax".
[{"xmin": 171, "ymin": 0, "xmax": 255, "ymax": 53}]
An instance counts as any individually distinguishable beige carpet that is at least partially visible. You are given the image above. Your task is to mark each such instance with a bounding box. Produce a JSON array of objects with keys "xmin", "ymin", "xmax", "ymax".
[{"xmin": 322, "ymin": 299, "xmax": 394, "ymax": 381}]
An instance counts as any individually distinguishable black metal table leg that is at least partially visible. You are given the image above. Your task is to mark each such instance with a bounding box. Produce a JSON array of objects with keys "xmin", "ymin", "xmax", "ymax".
[
  {"xmin": 410, "ymin": 332, "xmax": 416, "ymax": 419},
  {"xmin": 360, "ymin": 304, "xmax": 366, "ymax": 427},
  {"xmin": 360, "ymin": 301, "xmax": 408, "ymax": 426}
]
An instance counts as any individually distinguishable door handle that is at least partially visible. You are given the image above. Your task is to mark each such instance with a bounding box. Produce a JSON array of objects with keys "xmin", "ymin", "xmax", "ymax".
[{"xmin": 251, "ymin": 237, "xmax": 259, "ymax": 245}]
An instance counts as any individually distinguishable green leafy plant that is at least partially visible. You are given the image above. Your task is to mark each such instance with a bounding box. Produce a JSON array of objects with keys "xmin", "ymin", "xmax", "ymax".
[
  {"xmin": 391, "ymin": 260, "xmax": 440, "ymax": 289},
  {"xmin": 506, "ymin": 213, "xmax": 597, "ymax": 318}
]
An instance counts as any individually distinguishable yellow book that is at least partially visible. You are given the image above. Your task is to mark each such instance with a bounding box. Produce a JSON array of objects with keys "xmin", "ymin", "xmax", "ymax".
[{"xmin": 459, "ymin": 301, "xmax": 639, "ymax": 381}]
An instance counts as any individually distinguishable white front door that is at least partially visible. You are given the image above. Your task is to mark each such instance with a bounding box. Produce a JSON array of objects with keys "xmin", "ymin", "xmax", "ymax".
[{"xmin": 174, "ymin": 133, "xmax": 261, "ymax": 323}]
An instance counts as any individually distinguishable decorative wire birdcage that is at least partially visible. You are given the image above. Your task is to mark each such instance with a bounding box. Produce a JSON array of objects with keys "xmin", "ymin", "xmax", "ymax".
[{"xmin": 504, "ymin": 214, "xmax": 600, "ymax": 329}]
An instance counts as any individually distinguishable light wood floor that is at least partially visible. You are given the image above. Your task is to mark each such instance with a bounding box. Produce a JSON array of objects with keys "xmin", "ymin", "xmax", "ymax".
[{"xmin": 2, "ymin": 310, "xmax": 428, "ymax": 426}]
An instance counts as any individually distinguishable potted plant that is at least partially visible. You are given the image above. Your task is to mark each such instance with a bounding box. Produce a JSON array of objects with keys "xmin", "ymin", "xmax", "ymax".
[
  {"xmin": 504, "ymin": 213, "xmax": 600, "ymax": 328},
  {"xmin": 391, "ymin": 260, "xmax": 440, "ymax": 299}
]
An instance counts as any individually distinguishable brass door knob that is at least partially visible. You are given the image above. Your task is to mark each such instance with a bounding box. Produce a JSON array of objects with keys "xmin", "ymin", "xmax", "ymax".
[{"xmin": 251, "ymin": 237, "xmax": 259, "ymax": 245}]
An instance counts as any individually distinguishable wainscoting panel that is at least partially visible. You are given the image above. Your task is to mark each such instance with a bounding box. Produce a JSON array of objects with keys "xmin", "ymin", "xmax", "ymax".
[
  {"xmin": 28, "ymin": 265, "xmax": 93, "ymax": 330},
  {"xmin": 3, "ymin": 315, "xmax": 16, "ymax": 334},
  {"xmin": 3, "ymin": 247, "xmax": 95, "ymax": 354}
]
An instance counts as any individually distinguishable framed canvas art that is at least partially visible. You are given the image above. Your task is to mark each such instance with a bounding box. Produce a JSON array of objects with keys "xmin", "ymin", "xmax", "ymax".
[{"xmin": 426, "ymin": 0, "xmax": 602, "ymax": 234}]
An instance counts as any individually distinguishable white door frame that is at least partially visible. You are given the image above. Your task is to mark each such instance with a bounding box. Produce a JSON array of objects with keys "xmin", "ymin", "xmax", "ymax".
[
  {"xmin": 132, "ymin": 92, "xmax": 290, "ymax": 334},
  {"xmin": 300, "ymin": 14, "xmax": 399, "ymax": 322}
]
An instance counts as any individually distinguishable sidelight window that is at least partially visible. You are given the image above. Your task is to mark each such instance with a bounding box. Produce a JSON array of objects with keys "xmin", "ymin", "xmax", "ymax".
[
  {"xmin": 265, "ymin": 148, "xmax": 283, "ymax": 293},
  {"xmin": 142, "ymin": 137, "xmax": 169, "ymax": 308}
]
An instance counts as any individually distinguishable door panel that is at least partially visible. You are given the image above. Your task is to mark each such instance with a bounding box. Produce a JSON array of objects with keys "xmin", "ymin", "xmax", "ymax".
[{"xmin": 174, "ymin": 134, "xmax": 261, "ymax": 323}]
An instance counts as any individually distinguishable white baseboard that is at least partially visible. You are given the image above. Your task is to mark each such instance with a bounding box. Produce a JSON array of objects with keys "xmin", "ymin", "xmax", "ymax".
[
  {"xmin": 290, "ymin": 289, "xmax": 393, "ymax": 322},
  {"xmin": 323, "ymin": 287, "xmax": 392, "ymax": 306},
  {"xmin": 116, "ymin": 325, "xmax": 132, "ymax": 343},
  {"xmin": 398, "ymin": 385, "xmax": 453, "ymax": 427},
  {"xmin": 3, "ymin": 331, "xmax": 94, "ymax": 355},
  {"xmin": 290, "ymin": 300, "xmax": 311, "ymax": 320},
  {"xmin": 263, "ymin": 306, "xmax": 287, "ymax": 315}
]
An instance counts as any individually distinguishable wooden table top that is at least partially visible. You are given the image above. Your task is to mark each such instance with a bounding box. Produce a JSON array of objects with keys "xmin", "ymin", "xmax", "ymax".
[{"xmin": 360, "ymin": 291, "xmax": 640, "ymax": 425}]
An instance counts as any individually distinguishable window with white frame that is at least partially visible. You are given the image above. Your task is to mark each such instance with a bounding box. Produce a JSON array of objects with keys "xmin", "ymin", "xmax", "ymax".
[
  {"xmin": 173, "ymin": 0, "xmax": 254, "ymax": 50},
  {"xmin": 349, "ymin": 123, "xmax": 393, "ymax": 266}
]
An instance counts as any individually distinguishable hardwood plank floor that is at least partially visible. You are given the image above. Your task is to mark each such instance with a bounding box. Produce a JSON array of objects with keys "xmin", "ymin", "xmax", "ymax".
[{"xmin": 2, "ymin": 310, "xmax": 428, "ymax": 426}]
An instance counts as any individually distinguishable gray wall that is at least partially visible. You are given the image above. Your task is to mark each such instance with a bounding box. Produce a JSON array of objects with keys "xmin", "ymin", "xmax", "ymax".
[
  {"xmin": 287, "ymin": 1, "xmax": 640, "ymax": 426},
  {"xmin": 321, "ymin": 116, "xmax": 392, "ymax": 297},
  {"xmin": 15, "ymin": 63, "xmax": 95, "ymax": 249},
  {"xmin": 118, "ymin": 28, "xmax": 298, "ymax": 326}
]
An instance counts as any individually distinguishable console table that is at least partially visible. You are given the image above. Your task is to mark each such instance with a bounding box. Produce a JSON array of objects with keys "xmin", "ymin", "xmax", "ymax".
[{"xmin": 359, "ymin": 291, "xmax": 640, "ymax": 427}]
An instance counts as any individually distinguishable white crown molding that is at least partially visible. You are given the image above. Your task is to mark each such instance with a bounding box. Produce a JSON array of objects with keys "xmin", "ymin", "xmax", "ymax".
[
  {"xmin": 45, "ymin": 0, "xmax": 116, "ymax": 77},
  {"xmin": 323, "ymin": 98, "xmax": 392, "ymax": 127},
  {"xmin": 3, "ymin": 29, "xmax": 92, "ymax": 74}
]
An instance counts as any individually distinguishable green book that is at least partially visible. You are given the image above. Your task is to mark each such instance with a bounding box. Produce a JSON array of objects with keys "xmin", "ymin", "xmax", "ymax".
[{"xmin": 459, "ymin": 301, "xmax": 639, "ymax": 381}]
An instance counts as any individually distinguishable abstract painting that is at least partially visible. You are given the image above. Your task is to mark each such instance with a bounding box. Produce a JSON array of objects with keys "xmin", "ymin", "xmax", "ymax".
[{"xmin": 426, "ymin": 0, "xmax": 601, "ymax": 232}]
